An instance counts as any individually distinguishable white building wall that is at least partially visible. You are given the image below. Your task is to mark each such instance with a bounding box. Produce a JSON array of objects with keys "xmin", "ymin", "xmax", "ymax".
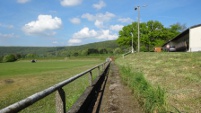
[{"xmin": 189, "ymin": 26, "xmax": 201, "ymax": 52}]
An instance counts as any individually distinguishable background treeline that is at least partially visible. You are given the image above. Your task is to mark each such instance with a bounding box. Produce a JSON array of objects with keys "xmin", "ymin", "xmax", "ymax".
[{"xmin": 0, "ymin": 40, "xmax": 125, "ymax": 62}]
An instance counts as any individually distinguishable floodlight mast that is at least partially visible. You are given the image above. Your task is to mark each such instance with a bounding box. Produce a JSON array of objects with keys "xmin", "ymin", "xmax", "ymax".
[
  {"xmin": 135, "ymin": 5, "xmax": 147, "ymax": 52},
  {"xmin": 131, "ymin": 32, "xmax": 134, "ymax": 53}
]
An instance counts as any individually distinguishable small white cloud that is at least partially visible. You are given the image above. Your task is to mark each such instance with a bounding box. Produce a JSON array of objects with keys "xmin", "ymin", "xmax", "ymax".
[
  {"xmin": 82, "ymin": 12, "xmax": 115, "ymax": 28},
  {"xmin": 95, "ymin": 20, "xmax": 104, "ymax": 28},
  {"xmin": 61, "ymin": 0, "xmax": 82, "ymax": 7},
  {"xmin": 22, "ymin": 14, "xmax": 62, "ymax": 35},
  {"xmin": 52, "ymin": 41, "xmax": 58, "ymax": 44},
  {"xmin": 68, "ymin": 38, "xmax": 82, "ymax": 44},
  {"xmin": 96, "ymin": 30, "xmax": 118, "ymax": 40},
  {"xmin": 118, "ymin": 17, "xmax": 133, "ymax": 23},
  {"xmin": 110, "ymin": 25, "xmax": 124, "ymax": 31},
  {"xmin": 0, "ymin": 23, "xmax": 14, "ymax": 29},
  {"xmin": 70, "ymin": 18, "xmax": 81, "ymax": 24},
  {"xmin": 17, "ymin": 0, "xmax": 30, "ymax": 4},
  {"xmin": 83, "ymin": 12, "xmax": 115, "ymax": 22},
  {"xmin": 0, "ymin": 33, "xmax": 18, "ymax": 38},
  {"xmin": 68, "ymin": 27, "xmax": 118, "ymax": 45},
  {"xmin": 93, "ymin": 1, "xmax": 106, "ymax": 10},
  {"xmin": 72, "ymin": 27, "xmax": 97, "ymax": 39}
]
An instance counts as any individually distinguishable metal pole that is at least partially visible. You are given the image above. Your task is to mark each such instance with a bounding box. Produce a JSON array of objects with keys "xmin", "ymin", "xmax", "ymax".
[
  {"xmin": 131, "ymin": 32, "xmax": 134, "ymax": 53},
  {"xmin": 137, "ymin": 6, "xmax": 140, "ymax": 52}
]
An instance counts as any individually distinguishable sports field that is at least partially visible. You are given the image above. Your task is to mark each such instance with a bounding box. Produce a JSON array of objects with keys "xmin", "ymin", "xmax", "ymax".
[{"xmin": 0, "ymin": 58, "xmax": 103, "ymax": 112}]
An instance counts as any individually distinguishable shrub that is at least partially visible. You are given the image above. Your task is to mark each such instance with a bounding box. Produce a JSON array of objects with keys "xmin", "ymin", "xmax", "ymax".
[{"xmin": 3, "ymin": 54, "xmax": 17, "ymax": 62}]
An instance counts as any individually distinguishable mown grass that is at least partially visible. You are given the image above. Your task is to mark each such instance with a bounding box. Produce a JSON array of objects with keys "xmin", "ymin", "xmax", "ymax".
[
  {"xmin": 116, "ymin": 52, "xmax": 201, "ymax": 113},
  {"xmin": 0, "ymin": 58, "xmax": 103, "ymax": 112}
]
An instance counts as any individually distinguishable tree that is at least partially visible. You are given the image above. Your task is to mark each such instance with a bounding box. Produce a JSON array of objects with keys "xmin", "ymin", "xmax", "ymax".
[
  {"xmin": 113, "ymin": 48, "xmax": 122, "ymax": 54},
  {"xmin": 3, "ymin": 54, "xmax": 17, "ymax": 62},
  {"xmin": 117, "ymin": 22, "xmax": 138, "ymax": 50},
  {"xmin": 117, "ymin": 20, "xmax": 184, "ymax": 51}
]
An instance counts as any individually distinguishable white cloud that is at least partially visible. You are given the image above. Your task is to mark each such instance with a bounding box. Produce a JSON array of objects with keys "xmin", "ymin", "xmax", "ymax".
[
  {"xmin": 110, "ymin": 25, "xmax": 124, "ymax": 31},
  {"xmin": 82, "ymin": 12, "xmax": 115, "ymax": 28},
  {"xmin": 0, "ymin": 33, "xmax": 18, "ymax": 38},
  {"xmin": 93, "ymin": 1, "xmax": 106, "ymax": 10},
  {"xmin": 68, "ymin": 27, "xmax": 118, "ymax": 45},
  {"xmin": 22, "ymin": 15, "xmax": 62, "ymax": 35},
  {"xmin": 118, "ymin": 17, "xmax": 133, "ymax": 23},
  {"xmin": 68, "ymin": 38, "xmax": 81, "ymax": 44},
  {"xmin": 72, "ymin": 27, "xmax": 97, "ymax": 39},
  {"xmin": 95, "ymin": 20, "xmax": 104, "ymax": 28},
  {"xmin": 0, "ymin": 23, "xmax": 14, "ymax": 29},
  {"xmin": 52, "ymin": 41, "xmax": 58, "ymax": 44},
  {"xmin": 61, "ymin": 0, "xmax": 82, "ymax": 7},
  {"xmin": 96, "ymin": 30, "xmax": 118, "ymax": 40},
  {"xmin": 17, "ymin": 0, "xmax": 30, "ymax": 4},
  {"xmin": 82, "ymin": 12, "xmax": 115, "ymax": 22},
  {"xmin": 70, "ymin": 18, "xmax": 81, "ymax": 24}
]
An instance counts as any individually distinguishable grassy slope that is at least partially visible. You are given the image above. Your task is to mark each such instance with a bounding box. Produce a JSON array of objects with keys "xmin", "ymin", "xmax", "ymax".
[
  {"xmin": 0, "ymin": 58, "xmax": 103, "ymax": 112},
  {"xmin": 116, "ymin": 52, "xmax": 201, "ymax": 112}
]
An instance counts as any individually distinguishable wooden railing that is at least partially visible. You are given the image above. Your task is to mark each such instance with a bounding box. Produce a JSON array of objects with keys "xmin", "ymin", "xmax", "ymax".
[{"xmin": 0, "ymin": 61, "xmax": 111, "ymax": 113}]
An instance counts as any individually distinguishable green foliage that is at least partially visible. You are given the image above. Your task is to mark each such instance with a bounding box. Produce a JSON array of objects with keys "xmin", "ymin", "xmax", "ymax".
[
  {"xmin": 2, "ymin": 54, "xmax": 17, "ymax": 62},
  {"xmin": 120, "ymin": 66, "xmax": 167, "ymax": 112},
  {"xmin": 113, "ymin": 47, "xmax": 123, "ymax": 54},
  {"xmin": 117, "ymin": 20, "xmax": 186, "ymax": 51},
  {"xmin": 25, "ymin": 53, "xmax": 38, "ymax": 58}
]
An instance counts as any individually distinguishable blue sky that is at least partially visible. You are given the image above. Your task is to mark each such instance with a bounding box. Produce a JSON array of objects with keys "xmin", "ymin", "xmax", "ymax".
[{"xmin": 0, "ymin": 0, "xmax": 200, "ymax": 47}]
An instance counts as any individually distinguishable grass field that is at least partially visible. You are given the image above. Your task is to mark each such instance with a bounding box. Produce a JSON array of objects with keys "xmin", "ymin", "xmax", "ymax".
[
  {"xmin": 116, "ymin": 52, "xmax": 201, "ymax": 113},
  {"xmin": 0, "ymin": 58, "xmax": 103, "ymax": 112}
]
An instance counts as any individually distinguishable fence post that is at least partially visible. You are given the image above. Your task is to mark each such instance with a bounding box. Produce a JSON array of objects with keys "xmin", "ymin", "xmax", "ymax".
[
  {"xmin": 98, "ymin": 66, "xmax": 100, "ymax": 76},
  {"xmin": 55, "ymin": 88, "xmax": 66, "ymax": 113},
  {"xmin": 89, "ymin": 71, "xmax": 93, "ymax": 86}
]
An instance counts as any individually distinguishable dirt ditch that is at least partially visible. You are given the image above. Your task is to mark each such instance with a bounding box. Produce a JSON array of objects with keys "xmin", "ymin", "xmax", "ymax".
[{"xmin": 93, "ymin": 62, "xmax": 143, "ymax": 113}]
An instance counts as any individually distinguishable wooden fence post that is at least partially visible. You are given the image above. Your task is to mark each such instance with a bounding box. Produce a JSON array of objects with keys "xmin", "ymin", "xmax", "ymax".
[
  {"xmin": 89, "ymin": 71, "xmax": 93, "ymax": 86},
  {"xmin": 98, "ymin": 66, "xmax": 100, "ymax": 76},
  {"xmin": 55, "ymin": 88, "xmax": 66, "ymax": 113}
]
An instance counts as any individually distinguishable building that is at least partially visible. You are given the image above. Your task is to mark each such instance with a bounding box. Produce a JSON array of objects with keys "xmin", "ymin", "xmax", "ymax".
[{"xmin": 162, "ymin": 24, "xmax": 201, "ymax": 52}]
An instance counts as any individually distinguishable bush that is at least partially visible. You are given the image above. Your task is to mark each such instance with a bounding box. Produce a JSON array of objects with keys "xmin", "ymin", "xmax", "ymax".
[{"xmin": 3, "ymin": 54, "xmax": 17, "ymax": 62}]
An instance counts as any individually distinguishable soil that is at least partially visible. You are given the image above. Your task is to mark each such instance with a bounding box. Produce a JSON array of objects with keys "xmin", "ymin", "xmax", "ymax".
[{"xmin": 92, "ymin": 62, "xmax": 143, "ymax": 113}]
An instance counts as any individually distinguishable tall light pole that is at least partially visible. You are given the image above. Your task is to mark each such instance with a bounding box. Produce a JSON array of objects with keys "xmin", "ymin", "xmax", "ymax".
[
  {"xmin": 131, "ymin": 32, "xmax": 134, "ymax": 53},
  {"xmin": 135, "ymin": 5, "xmax": 146, "ymax": 52}
]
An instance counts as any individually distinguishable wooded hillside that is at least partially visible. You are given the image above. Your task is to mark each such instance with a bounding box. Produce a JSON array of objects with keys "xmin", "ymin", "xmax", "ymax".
[{"xmin": 0, "ymin": 40, "xmax": 120, "ymax": 62}]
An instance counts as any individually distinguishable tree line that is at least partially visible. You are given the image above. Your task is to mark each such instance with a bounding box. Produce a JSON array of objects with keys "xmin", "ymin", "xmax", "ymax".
[{"xmin": 0, "ymin": 40, "xmax": 124, "ymax": 63}]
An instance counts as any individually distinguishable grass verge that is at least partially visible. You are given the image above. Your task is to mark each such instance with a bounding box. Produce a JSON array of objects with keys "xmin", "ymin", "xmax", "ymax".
[
  {"xmin": 116, "ymin": 52, "xmax": 201, "ymax": 112},
  {"xmin": 119, "ymin": 66, "xmax": 166, "ymax": 112}
]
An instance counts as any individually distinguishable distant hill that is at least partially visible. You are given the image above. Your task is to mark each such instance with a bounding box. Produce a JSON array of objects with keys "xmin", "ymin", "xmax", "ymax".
[{"xmin": 0, "ymin": 40, "xmax": 119, "ymax": 56}]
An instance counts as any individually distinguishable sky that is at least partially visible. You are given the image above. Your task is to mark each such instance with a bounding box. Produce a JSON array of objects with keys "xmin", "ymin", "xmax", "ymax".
[{"xmin": 0, "ymin": 0, "xmax": 200, "ymax": 47}]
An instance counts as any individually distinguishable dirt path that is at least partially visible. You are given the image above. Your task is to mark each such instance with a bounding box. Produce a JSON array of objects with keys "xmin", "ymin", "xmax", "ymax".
[{"xmin": 97, "ymin": 62, "xmax": 143, "ymax": 113}]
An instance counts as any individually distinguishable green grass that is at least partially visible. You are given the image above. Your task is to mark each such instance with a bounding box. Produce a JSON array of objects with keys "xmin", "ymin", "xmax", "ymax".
[
  {"xmin": 116, "ymin": 52, "xmax": 201, "ymax": 113},
  {"xmin": 120, "ymin": 66, "xmax": 166, "ymax": 112},
  {"xmin": 0, "ymin": 58, "xmax": 103, "ymax": 112}
]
